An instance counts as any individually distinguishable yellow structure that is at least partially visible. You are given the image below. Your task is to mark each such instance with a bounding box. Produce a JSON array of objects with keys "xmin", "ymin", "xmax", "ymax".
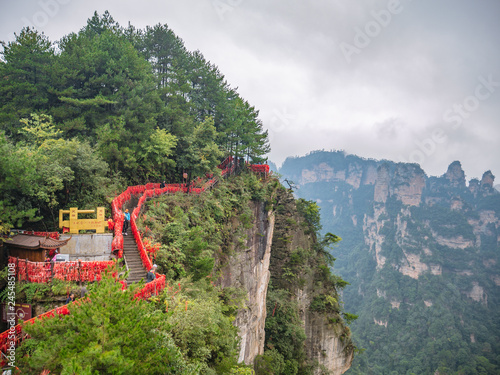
[{"xmin": 59, "ymin": 207, "xmax": 107, "ymax": 234}]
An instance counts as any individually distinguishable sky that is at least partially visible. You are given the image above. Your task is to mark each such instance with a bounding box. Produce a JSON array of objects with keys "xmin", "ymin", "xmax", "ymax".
[{"xmin": 1, "ymin": 0, "xmax": 499, "ymax": 181}]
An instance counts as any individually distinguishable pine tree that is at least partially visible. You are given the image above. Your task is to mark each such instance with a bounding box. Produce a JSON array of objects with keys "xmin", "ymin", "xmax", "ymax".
[{"xmin": 0, "ymin": 27, "xmax": 55, "ymax": 138}]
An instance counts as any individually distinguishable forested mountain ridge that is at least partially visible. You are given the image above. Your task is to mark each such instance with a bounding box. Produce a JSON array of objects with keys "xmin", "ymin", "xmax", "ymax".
[
  {"xmin": 0, "ymin": 11, "xmax": 269, "ymax": 233},
  {"xmin": 279, "ymin": 150, "xmax": 500, "ymax": 374}
]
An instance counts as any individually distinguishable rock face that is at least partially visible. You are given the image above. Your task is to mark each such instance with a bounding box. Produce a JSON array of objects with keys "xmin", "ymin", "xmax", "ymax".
[
  {"xmin": 218, "ymin": 201, "xmax": 275, "ymax": 365},
  {"xmin": 304, "ymin": 312, "xmax": 354, "ymax": 374},
  {"xmin": 481, "ymin": 171, "xmax": 495, "ymax": 188},
  {"xmin": 217, "ymin": 189, "xmax": 354, "ymax": 372},
  {"xmin": 374, "ymin": 164, "xmax": 391, "ymax": 203},
  {"xmin": 444, "ymin": 161, "xmax": 466, "ymax": 188},
  {"xmin": 269, "ymin": 188, "xmax": 354, "ymax": 374},
  {"xmin": 280, "ymin": 150, "xmax": 378, "ymax": 189},
  {"xmin": 392, "ymin": 164, "xmax": 426, "ymax": 206}
]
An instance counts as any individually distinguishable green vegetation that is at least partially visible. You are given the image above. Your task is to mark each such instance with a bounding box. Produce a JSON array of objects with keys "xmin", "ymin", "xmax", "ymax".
[
  {"xmin": 1, "ymin": 14, "xmax": 356, "ymax": 375},
  {"xmin": 135, "ymin": 175, "xmax": 354, "ymax": 375},
  {"xmin": 0, "ymin": 11, "xmax": 269, "ymax": 232}
]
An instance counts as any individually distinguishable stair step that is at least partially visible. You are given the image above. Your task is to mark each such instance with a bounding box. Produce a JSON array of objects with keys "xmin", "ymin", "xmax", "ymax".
[{"xmin": 114, "ymin": 210, "xmax": 152, "ymax": 283}]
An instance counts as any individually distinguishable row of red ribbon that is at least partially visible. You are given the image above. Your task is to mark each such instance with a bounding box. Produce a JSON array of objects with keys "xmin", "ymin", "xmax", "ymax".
[{"xmin": 9, "ymin": 257, "xmax": 114, "ymax": 283}]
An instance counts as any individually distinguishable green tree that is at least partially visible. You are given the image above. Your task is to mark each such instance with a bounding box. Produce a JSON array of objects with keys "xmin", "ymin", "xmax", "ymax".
[
  {"xmin": 0, "ymin": 27, "xmax": 55, "ymax": 138},
  {"xmin": 296, "ymin": 198, "xmax": 322, "ymax": 232},
  {"xmin": 167, "ymin": 291, "xmax": 240, "ymax": 372},
  {"xmin": 16, "ymin": 113, "xmax": 112, "ymax": 228},
  {"xmin": 0, "ymin": 131, "xmax": 40, "ymax": 232},
  {"xmin": 178, "ymin": 117, "xmax": 223, "ymax": 184},
  {"xmin": 17, "ymin": 269, "xmax": 198, "ymax": 374},
  {"xmin": 137, "ymin": 127, "xmax": 177, "ymax": 180}
]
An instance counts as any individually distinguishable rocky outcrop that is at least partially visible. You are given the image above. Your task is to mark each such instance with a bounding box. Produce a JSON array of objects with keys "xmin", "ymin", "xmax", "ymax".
[
  {"xmin": 432, "ymin": 233, "xmax": 475, "ymax": 249},
  {"xmin": 218, "ymin": 201, "xmax": 275, "ymax": 365},
  {"xmin": 481, "ymin": 171, "xmax": 495, "ymax": 188},
  {"xmin": 364, "ymin": 205, "xmax": 388, "ymax": 269},
  {"xmin": 278, "ymin": 150, "xmax": 500, "ymax": 374},
  {"xmin": 469, "ymin": 178, "xmax": 480, "ymax": 196},
  {"xmin": 305, "ymin": 312, "xmax": 354, "ymax": 374},
  {"xmin": 374, "ymin": 164, "xmax": 391, "ymax": 203},
  {"xmin": 301, "ymin": 163, "xmax": 339, "ymax": 184},
  {"xmin": 399, "ymin": 252, "xmax": 429, "ymax": 279},
  {"xmin": 280, "ymin": 151, "xmax": 377, "ymax": 190},
  {"xmin": 465, "ymin": 282, "xmax": 487, "ymax": 305},
  {"xmin": 219, "ymin": 188, "xmax": 354, "ymax": 372},
  {"xmin": 373, "ymin": 163, "xmax": 425, "ymax": 206},
  {"xmin": 269, "ymin": 188, "xmax": 354, "ymax": 374},
  {"xmin": 392, "ymin": 164, "xmax": 426, "ymax": 206},
  {"xmin": 444, "ymin": 161, "xmax": 466, "ymax": 188}
]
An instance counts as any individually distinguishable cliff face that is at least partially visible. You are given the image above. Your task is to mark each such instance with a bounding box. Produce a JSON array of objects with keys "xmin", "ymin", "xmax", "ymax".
[
  {"xmin": 268, "ymin": 188, "xmax": 354, "ymax": 375},
  {"xmin": 303, "ymin": 311, "xmax": 354, "ymax": 375},
  {"xmin": 279, "ymin": 151, "xmax": 500, "ymax": 374},
  {"xmin": 218, "ymin": 201, "xmax": 275, "ymax": 365},
  {"xmin": 364, "ymin": 159, "xmax": 500, "ymax": 286},
  {"xmin": 216, "ymin": 189, "xmax": 354, "ymax": 373}
]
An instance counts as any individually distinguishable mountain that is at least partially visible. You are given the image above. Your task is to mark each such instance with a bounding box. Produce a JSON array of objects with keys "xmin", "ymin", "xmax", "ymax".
[{"xmin": 279, "ymin": 150, "xmax": 500, "ymax": 374}]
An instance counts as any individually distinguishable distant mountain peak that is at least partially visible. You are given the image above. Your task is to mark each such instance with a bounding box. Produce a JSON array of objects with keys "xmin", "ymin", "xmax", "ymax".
[
  {"xmin": 444, "ymin": 160, "xmax": 466, "ymax": 188},
  {"xmin": 481, "ymin": 170, "xmax": 495, "ymax": 187}
]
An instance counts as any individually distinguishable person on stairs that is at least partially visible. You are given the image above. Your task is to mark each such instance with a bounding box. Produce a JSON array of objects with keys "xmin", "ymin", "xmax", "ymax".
[
  {"xmin": 123, "ymin": 209, "xmax": 130, "ymax": 235},
  {"xmin": 146, "ymin": 264, "xmax": 157, "ymax": 283},
  {"xmin": 65, "ymin": 293, "xmax": 75, "ymax": 304}
]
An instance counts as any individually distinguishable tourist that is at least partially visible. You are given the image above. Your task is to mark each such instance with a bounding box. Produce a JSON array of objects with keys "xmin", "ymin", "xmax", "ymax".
[
  {"xmin": 122, "ymin": 209, "xmax": 130, "ymax": 235},
  {"xmin": 65, "ymin": 293, "xmax": 75, "ymax": 304},
  {"xmin": 146, "ymin": 264, "xmax": 157, "ymax": 283}
]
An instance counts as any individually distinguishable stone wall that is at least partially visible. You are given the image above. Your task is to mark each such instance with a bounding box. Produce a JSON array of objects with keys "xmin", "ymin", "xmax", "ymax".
[{"xmin": 59, "ymin": 234, "xmax": 113, "ymax": 261}]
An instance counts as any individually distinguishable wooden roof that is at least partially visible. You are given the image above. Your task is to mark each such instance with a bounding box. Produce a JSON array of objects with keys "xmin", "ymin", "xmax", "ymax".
[{"xmin": 5, "ymin": 234, "xmax": 71, "ymax": 250}]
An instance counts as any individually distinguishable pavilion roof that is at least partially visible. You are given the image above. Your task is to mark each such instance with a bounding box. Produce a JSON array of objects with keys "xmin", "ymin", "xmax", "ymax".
[{"xmin": 5, "ymin": 234, "xmax": 71, "ymax": 250}]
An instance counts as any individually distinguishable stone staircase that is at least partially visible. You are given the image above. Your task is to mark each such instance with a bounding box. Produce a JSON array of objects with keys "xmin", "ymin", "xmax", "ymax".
[{"xmin": 122, "ymin": 226, "xmax": 147, "ymax": 284}]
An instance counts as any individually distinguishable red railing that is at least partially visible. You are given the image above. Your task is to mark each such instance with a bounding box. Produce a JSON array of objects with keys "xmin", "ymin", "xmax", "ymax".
[
  {"xmin": 0, "ymin": 303, "xmax": 71, "ymax": 358},
  {"xmin": 249, "ymin": 164, "xmax": 270, "ymax": 174},
  {"xmin": 134, "ymin": 274, "xmax": 166, "ymax": 300}
]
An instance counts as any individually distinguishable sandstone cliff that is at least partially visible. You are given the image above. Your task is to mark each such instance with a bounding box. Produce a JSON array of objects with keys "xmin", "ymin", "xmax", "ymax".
[
  {"xmin": 217, "ymin": 201, "xmax": 275, "ymax": 364},
  {"xmin": 267, "ymin": 187, "xmax": 354, "ymax": 374},
  {"xmin": 215, "ymin": 187, "xmax": 354, "ymax": 373}
]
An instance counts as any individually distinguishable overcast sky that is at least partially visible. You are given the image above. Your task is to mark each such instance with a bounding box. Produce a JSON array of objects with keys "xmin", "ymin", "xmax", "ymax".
[{"xmin": 1, "ymin": 0, "xmax": 499, "ymax": 181}]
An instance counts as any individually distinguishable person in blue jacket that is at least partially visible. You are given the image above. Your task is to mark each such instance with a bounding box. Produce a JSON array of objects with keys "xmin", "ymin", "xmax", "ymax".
[{"xmin": 123, "ymin": 209, "xmax": 130, "ymax": 235}]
